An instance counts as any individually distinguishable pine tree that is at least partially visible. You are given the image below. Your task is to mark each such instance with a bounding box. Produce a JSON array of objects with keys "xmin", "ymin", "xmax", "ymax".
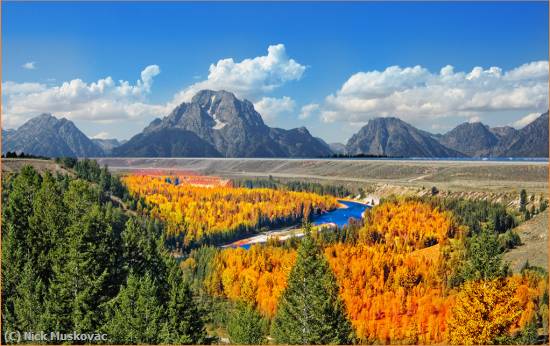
[
  {"xmin": 520, "ymin": 189, "xmax": 527, "ymax": 212},
  {"xmin": 13, "ymin": 262, "xmax": 46, "ymax": 332},
  {"xmin": 44, "ymin": 180, "xmax": 117, "ymax": 332},
  {"xmin": 227, "ymin": 303, "xmax": 266, "ymax": 344},
  {"xmin": 161, "ymin": 263, "xmax": 209, "ymax": 344},
  {"xmin": 461, "ymin": 230, "xmax": 507, "ymax": 282},
  {"xmin": 28, "ymin": 172, "xmax": 67, "ymax": 281},
  {"xmin": 103, "ymin": 273, "xmax": 164, "ymax": 344},
  {"xmin": 2, "ymin": 166, "xmax": 42, "ymax": 332},
  {"xmin": 271, "ymin": 227, "xmax": 354, "ymax": 344}
]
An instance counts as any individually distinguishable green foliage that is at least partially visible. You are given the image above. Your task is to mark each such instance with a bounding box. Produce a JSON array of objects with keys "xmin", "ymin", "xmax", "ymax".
[
  {"xmin": 498, "ymin": 230, "xmax": 522, "ymax": 251},
  {"xmin": 422, "ymin": 196, "xmax": 516, "ymax": 235},
  {"xmin": 103, "ymin": 273, "xmax": 164, "ymax": 344},
  {"xmin": 453, "ymin": 230, "xmax": 508, "ymax": 285},
  {"xmin": 540, "ymin": 199, "xmax": 548, "ymax": 212},
  {"xmin": 162, "ymin": 263, "xmax": 209, "ymax": 344},
  {"xmin": 227, "ymin": 303, "xmax": 267, "ymax": 344},
  {"xmin": 234, "ymin": 177, "xmax": 351, "ymax": 198},
  {"xmin": 1, "ymin": 166, "xmax": 209, "ymax": 344},
  {"xmin": 520, "ymin": 189, "xmax": 528, "ymax": 212},
  {"xmin": 271, "ymin": 226, "xmax": 355, "ymax": 344}
]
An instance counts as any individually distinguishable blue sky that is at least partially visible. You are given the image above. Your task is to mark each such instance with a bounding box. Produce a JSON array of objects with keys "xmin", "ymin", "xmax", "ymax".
[{"xmin": 3, "ymin": 1, "xmax": 548, "ymax": 143}]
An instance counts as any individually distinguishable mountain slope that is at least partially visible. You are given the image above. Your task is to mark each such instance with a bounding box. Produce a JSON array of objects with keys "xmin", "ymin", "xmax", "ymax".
[
  {"xmin": 329, "ymin": 143, "xmax": 346, "ymax": 154},
  {"xmin": 92, "ymin": 138, "xmax": 122, "ymax": 154},
  {"xmin": 119, "ymin": 90, "xmax": 333, "ymax": 158},
  {"xmin": 495, "ymin": 112, "xmax": 549, "ymax": 157},
  {"xmin": 439, "ymin": 122, "xmax": 499, "ymax": 157},
  {"xmin": 3, "ymin": 114, "xmax": 104, "ymax": 157},
  {"xmin": 113, "ymin": 128, "xmax": 222, "ymax": 157},
  {"xmin": 346, "ymin": 117, "xmax": 465, "ymax": 157}
]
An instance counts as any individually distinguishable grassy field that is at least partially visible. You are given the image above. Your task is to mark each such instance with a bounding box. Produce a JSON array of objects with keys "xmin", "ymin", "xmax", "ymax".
[
  {"xmin": 504, "ymin": 210, "xmax": 548, "ymax": 273},
  {"xmin": 94, "ymin": 157, "xmax": 548, "ymax": 195},
  {"xmin": 1, "ymin": 158, "xmax": 73, "ymax": 175}
]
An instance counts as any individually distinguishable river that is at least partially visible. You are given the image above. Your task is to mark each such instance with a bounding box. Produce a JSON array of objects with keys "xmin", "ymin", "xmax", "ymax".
[{"xmin": 223, "ymin": 199, "xmax": 369, "ymax": 249}]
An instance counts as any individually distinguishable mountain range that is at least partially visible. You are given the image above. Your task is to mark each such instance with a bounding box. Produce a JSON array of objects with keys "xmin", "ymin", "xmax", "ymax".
[
  {"xmin": 2, "ymin": 90, "xmax": 548, "ymax": 158},
  {"xmin": 114, "ymin": 90, "xmax": 333, "ymax": 158}
]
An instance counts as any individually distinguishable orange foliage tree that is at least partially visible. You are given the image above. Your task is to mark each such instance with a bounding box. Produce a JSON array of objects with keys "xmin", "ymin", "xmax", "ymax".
[
  {"xmin": 205, "ymin": 245, "xmax": 296, "ymax": 317},
  {"xmin": 123, "ymin": 175, "xmax": 338, "ymax": 245}
]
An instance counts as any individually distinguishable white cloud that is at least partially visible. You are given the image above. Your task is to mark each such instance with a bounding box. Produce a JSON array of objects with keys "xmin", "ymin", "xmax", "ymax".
[
  {"xmin": 91, "ymin": 131, "xmax": 111, "ymax": 139},
  {"xmin": 299, "ymin": 103, "xmax": 320, "ymax": 119},
  {"xmin": 2, "ymin": 44, "xmax": 305, "ymax": 130},
  {"xmin": 468, "ymin": 116, "xmax": 481, "ymax": 123},
  {"xmin": 321, "ymin": 61, "xmax": 548, "ymax": 126},
  {"xmin": 512, "ymin": 112, "xmax": 540, "ymax": 128},
  {"xmin": 22, "ymin": 61, "xmax": 36, "ymax": 70},
  {"xmin": 2, "ymin": 65, "xmax": 166, "ymax": 128},
  {"xmin": 254, "ymin": 96, "xmax": 295, "ymax": 123},
  {"xmin": 170, "ymin": 44, "xmax": 305, "ymax": 106}
]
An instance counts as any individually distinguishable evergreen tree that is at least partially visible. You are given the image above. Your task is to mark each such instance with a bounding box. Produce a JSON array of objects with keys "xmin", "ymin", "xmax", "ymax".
[
  {"xmin": 520, "ymin": 189, "xmax": 527, "ymax": 212},
  {"xmin": 13, "ymin": 262, "xmax": 46, "ymax": 332},
  {"xmin": 27, "ymin": 172, "xmax": 67, "ymax": 281},
  {"xmin": 271, "ymin": 227, "xmax": 354, "ymax": 344},
  {"xmin": 2, "ymin": 166, "xmax": 42, "ymax": 332},
  {"xmin": 227, "ymin": 303, "xmax": 266, "ymax": 344},
  {"xmin": 162, "ymin": 263, "xmax": 209, "ymax": 344},
  {"xmin": 103, "ymin": 273, "xmax": 164, "ymax": 344},
  {"xmin": 461, "ymin": 230, "xmax": 508, "ymax": 282},
  {"xmin": 44, "ymin": 181, "xmax": 117, "ymax": 332},
  {"xmin": 121, "ymin": 217, "xmax": 166, "ymax": 278}
]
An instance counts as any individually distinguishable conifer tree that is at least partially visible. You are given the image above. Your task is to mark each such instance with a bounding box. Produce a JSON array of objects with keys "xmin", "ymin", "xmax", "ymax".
[
  {"xmin": 271, "ymin": 226, "xmax": 354, "ymax": 344},
  {"xmin": 2, "ymin": 166, "xmax": 42, "ymax": 332},
  {"xmin": 461, "ymin": 229, "xmax": 508, "ymax": 282},
  {"xmin": 103, "ymin": 273, "xmax": 164, "ymax": 344},
  {"xmin": 44, "ymin": 181, "xmax": 117, "ymax": 332},
  {"xmin": 161, "ymin": 263, "xmax": 209, "ymax": 344},
  {"xmin": 227, "ymin": 303, "xmax": 266, "ymax": 344},
  {"xmin": 28, "ymin": 172, "xmax": 67, "ymax": 281},
  {"xmin": 13, "ymin": 262, "xmax": 46, "ymax": 332}
]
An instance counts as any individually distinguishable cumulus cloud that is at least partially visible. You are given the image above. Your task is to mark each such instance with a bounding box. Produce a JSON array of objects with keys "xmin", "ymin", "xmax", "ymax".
[
  {"xmin": 254, "ymin": 96, "xmax": 296, "ymax": 123},
  {"xmin": 299, "ymin": 103, "xmax": 320, "ymax": 119},
  {"xmin": 321, "ymin": 61, "xmax": 548, "ymax": 125},
  {"xmin": 2, "ymin": 65, "xmax": 166, "ymax": 128},
  {"xmin": 2, "ymin": 44, "xmax": 305, "ymax": 130},
  {"xmin": 22, "ymin": 61, "xmax": 36, "ymax": 70},
  {"xmin": 512, "ymin": 112, "xmax": 541, "ymax": 128},
  {"xmin": 170, "ymin": 44, "xmax": 305, "ymax": 106}
]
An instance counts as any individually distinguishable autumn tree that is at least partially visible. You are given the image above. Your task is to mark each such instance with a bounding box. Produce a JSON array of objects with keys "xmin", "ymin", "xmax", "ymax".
[
  {"xmin": 447, "ymin": 279, "xmax": 522, "ymax": 345},
  {"xmin": 271, "ymin": 228, "xmax": 354, "ymax": 344}
]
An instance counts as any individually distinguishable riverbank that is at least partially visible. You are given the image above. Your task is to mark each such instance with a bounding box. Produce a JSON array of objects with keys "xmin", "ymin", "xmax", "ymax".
[{"xmin": 221, "ymin": 199, "xmax": 369, "ymax": 249}]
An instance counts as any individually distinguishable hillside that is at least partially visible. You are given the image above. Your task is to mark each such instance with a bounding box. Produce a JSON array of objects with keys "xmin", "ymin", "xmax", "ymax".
[{"xmin": 504, "ymin": 210, "xmax": 548, "ymax": 272}]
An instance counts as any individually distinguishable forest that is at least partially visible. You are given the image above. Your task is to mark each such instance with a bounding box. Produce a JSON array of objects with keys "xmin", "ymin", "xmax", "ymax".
[
  {"xmin": 2, "ymin": 159, "xmax": 548, "ymax": 345},
  {"xmin": 123, "ymin": 174, "xmax": 338, "ymax": 248}
]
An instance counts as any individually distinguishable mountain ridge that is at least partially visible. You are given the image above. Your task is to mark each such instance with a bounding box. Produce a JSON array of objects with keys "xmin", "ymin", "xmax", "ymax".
[
  {"xmin": 3, "ymin": 93, "xmax": 548, "ymax": 158},
  {"xmin": 115, "ymin": 90, "xmax": 333, "ymax": 158}
]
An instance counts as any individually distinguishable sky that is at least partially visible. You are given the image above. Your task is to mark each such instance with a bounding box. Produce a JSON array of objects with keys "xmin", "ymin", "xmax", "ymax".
[{"xmin": 2, "ymin": 1, "xmax": 548, "ymax": 143}]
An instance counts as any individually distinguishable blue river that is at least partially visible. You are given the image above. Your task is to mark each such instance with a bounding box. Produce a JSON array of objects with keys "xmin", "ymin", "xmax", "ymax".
[
  {"xmin": 312, "ymin": 200, "xmax": 369, "ymax": 228},
  {"xmin": 233, "ymin": 200, "xmax": 369, "ymax": 249}
]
